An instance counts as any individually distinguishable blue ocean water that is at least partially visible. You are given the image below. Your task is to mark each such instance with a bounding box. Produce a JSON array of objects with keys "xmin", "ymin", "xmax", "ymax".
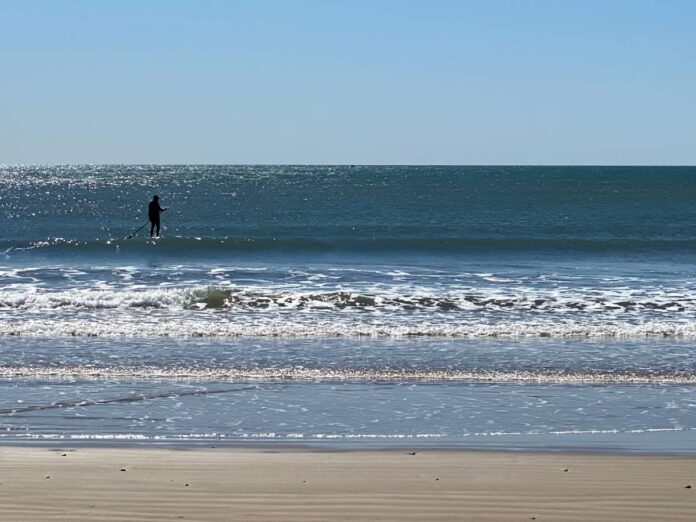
[{"xmin": 1, "ymin": 165, "xmax": 695, "ymax": 450}]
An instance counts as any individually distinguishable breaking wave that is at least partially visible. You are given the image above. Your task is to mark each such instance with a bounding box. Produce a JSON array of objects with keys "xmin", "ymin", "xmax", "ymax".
[{"xmin": 1, "ymin": 285, "xmax": 695, "ymax": 313}]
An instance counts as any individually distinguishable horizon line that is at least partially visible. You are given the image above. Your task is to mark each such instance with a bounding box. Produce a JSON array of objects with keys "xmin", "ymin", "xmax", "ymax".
[{"xmin": 2, "ymin": 163, "xmax": 696, "ymax": 168}]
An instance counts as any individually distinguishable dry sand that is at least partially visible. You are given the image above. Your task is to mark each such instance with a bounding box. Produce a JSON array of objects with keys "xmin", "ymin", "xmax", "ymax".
[{"xmin": 0, "ymin": 446, "xmax": 694, "ymax": 521}]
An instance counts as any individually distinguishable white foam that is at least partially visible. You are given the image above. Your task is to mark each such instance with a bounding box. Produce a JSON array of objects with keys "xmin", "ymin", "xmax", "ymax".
[
  {"xmin": 0, "ymin": 365, "xmax": 693, "ymax": 384},
  {"xmin": 4, "ymin": 315, "xmax": 696, "ymax": 339},
  {"xmin": 0, "ymin": 287, "xmax": 192, "ymax": 310},
  {"xmin": 2, "ymin": 427, "xmax": 692, "ymax": 442},
  {"xmin": 2, "ymin": 283, "xmax": 696, "ymax": 313}
]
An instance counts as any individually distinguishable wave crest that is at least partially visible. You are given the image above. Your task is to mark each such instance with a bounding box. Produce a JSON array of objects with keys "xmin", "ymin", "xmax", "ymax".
[{"xmin": 1, "ymin": 285, "xmax": 694, "ymax": 313}]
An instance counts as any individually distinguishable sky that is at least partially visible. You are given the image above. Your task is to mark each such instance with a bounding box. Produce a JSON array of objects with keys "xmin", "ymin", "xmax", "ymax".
[{"xmin": 1, "ymin": 0, "xmax": 695, "ymax": 165}]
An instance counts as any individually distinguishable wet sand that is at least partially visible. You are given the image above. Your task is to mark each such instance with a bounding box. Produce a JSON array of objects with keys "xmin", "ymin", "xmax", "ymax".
[{"xmin": 0, "ymin": 446, "xmax": 694, "ymax": 521}]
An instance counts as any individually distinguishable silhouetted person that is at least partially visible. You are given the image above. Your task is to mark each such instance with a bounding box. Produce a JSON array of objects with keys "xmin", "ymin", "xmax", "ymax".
[{"xmin": 148, "ymin": 195, "xmax": 167, "ymax": 238}]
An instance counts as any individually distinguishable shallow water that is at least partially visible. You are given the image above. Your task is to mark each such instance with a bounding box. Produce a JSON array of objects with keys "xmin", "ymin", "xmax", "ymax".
[{"xmin": 1, "ymin": 337, "xmax": 694, "ymax": 451}]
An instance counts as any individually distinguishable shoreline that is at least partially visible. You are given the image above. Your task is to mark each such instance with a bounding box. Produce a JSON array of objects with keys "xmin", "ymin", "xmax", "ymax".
[
  {"xmin": 1, "ymin": 446, "xmax": 694, "ymax": 521},
  {"xmin": 2, "ymin": 426, "xmax": 695, "ymax": 456},
  {"xmin": 0, "ymin": 439, "xmax": 695, "ymax": 457}
]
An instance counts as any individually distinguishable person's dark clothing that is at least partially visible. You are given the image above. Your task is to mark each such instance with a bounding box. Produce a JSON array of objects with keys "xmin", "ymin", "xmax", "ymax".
[
  {"xmin": 149, "ymin": 200, "xmax": 163, "ymax": 222},
  {"xmin": 149, "ymin": 199, "xmax": 164, "ymax": 237}
]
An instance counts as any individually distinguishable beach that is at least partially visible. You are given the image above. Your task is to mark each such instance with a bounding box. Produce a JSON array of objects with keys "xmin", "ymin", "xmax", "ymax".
[{"xmin": 1, "ymin": 446, "xmax": 694, "ymax": 521}]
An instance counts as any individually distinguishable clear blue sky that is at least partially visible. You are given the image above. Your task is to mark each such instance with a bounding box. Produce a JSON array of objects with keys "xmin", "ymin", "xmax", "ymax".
[{"xmin": 1, "ymin": 0, "xmax": 694, "ymax": 164}]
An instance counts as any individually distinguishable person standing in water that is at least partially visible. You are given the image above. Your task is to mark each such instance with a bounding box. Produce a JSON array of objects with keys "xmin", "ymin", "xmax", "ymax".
[{"xmin": 148, "ymin": 195, "xmax": 167, "ymax": 238}]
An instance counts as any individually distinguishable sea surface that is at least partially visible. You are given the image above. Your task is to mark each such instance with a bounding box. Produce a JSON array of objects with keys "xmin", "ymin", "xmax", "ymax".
[{"xmin": 1, "ymin": 165, "xmax": 695, "ymax": 451}]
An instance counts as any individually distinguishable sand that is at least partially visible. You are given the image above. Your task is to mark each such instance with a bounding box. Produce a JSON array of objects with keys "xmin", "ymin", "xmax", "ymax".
[{"xmin": 0, "ymin": 446, "xmax": 694, "ymax": 521}]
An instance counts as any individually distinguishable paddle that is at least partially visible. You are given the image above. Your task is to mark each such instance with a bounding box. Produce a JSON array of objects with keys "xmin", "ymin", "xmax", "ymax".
[{"xmin": 126, "ymin": 221, "xmax": 149, "ymax": 239}]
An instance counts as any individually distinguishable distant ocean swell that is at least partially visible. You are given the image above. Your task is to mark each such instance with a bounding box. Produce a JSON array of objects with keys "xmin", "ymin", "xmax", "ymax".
[{"xmin": 4, "ymin": 236, "xmax": 696, "ymax": 256}]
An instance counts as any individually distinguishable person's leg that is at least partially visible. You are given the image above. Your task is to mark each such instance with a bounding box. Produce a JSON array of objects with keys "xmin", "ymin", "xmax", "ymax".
[
  {"xmin": 155, "ymin": 220, "xmax": 160, "ymax": 237},
  {"xmin": 150, "ymin": 221, "xmax": 155, "ymax": 238}
]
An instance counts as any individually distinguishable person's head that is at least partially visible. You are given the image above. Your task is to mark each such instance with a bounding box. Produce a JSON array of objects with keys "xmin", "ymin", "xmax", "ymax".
[{"xmin": 153, "ymin": 195, "xmax": 159, "ymax": 201}]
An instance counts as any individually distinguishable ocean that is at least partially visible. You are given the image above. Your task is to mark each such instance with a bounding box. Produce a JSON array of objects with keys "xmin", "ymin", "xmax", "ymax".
[{"xmin": 1, "ymin": 165, "xmax": 695, "ymax": 451}]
